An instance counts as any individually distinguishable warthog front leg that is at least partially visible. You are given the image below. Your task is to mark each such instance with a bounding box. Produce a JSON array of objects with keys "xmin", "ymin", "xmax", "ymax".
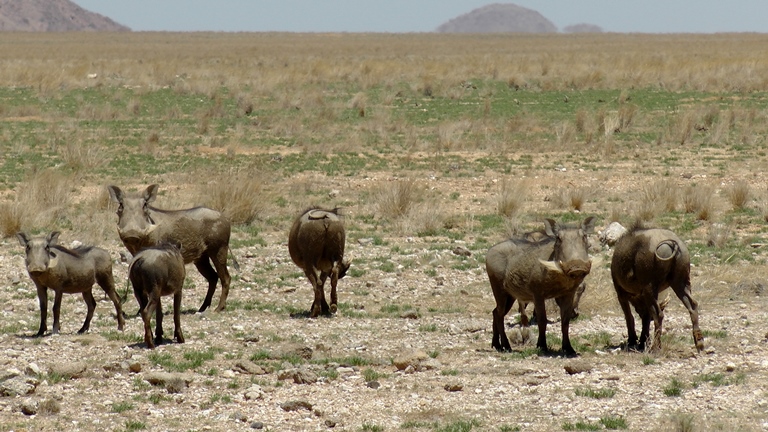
[
  {"xmin": 674, "ymin": 283, "xmax": 704, "ymax": 352},
  {"xmin": 555, "ymin": 294, "xmax": 577, "ymax": 357},
  {"xmin": 533, "ymin": 297, "xmax": 549, "ymax": 352},
  {"xmin": 77, "ymin": 290, "xmax": 97, "ymax": 334},
  {"xmin": 35, "ymin": 284, "xmax": 48, "ymax": 337},
  {"xmin": 51, "ymin": 291, "xmax": 64, "ymax": 335}
]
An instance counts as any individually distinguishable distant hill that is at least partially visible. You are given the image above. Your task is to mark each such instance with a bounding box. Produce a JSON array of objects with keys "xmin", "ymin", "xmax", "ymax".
[
  {"xmin": 563, "ymin": 23, "xmax": 603, "ymax": 33},
  {"xmin": 436, "ymin": 3, "xmax": 556, "ymax": 34},
  {"xmin": 0, "ymin": 0, "xmax": 129, "ymax": 31}
]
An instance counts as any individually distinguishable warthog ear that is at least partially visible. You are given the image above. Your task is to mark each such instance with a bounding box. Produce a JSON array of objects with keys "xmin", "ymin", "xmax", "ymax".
[
  {"xmin": 143, "ymin": 184, "xmax": 159, "ymax": 203},
  {"xmin": 16, "ymin": 232, "xmax": 29, "ymax": 247},
  {"xmin": 582, "ymin": 216, "xmax": 596, "ymax": 235},
  {"xmin": 107, "ymin": 185, "xmax": 123, "ymax": 203},
  {"xmin": 47, "ymin": 231, "xmax": 61, "ymax": 246},
  {"xmin": 543, "ymin": 219, "xmax": 558, "ymax": 237}
]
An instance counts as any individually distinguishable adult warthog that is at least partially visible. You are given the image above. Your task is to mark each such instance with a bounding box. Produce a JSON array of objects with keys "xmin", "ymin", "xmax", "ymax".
[
  {"xmin": 107, "ymin": 184, "xmax": 238, "ymax": 313},
  {"xmin": 129, "ymin": 242, "xmax": 186, "ymax": 349},
  {"xmin": 489, "ymin": 217, "xmax": 595, "ymax": 356},
  {"xmin": 17, "ymin": 231, "xmax": 125, "ymax": 337},
  {"xmin": 611, "ymin": 226, "xmax": 704, "ymax": 352},
  {"xmin": 288, "ymin": 207, "xmax": 350, "ymax": 318}
]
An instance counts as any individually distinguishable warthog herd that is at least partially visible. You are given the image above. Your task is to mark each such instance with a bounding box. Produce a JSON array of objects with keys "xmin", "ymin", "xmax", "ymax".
[{"xmin": 16, "ymin": 184, "xmax": 703, "ymax": 355}]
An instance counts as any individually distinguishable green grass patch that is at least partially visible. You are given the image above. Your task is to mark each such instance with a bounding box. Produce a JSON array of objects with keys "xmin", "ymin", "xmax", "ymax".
[{"xmin": 574, "ymin": 387, "xmax": 616, "ymax": 399}]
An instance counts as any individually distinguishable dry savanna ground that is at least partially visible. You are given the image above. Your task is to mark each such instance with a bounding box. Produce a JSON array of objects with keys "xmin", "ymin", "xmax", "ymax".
[{"xmin": 1, "ymin": 32, "xmax": 768, "ymax": 432}]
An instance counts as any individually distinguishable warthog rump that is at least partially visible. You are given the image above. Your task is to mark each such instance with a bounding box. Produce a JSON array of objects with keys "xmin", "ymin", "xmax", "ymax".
[
  {"xmin": 129, "ymin": 242, "xmax": 186, "ymax": 349},
  {"xmin": 488, "ymin": 217, "xmax": 595, "ymax": 356},
  {"xmin": 288, "ymin": 207, "xmax": 350, "ymax": 318},
  {"xmin": 17, "ymin": 231, "xmax": 125, "ymax": 337},
  {"xmin": 107, "ymin": 184, "xmax": 238, "ymax": 313},
  {"xmin": 611, "ymin": 226, "xmax": 704, "ymax": 352}
]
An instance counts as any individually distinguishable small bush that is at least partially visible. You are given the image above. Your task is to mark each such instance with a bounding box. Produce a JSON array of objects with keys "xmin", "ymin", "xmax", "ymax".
[
  {"xmin": 554, "ymin": 187, "xmax": 591, "ymax": 212},
  {"xmin": 575, "ymin": 387, "xmax": 616, "ymax": 399},
  {"xmin": 600, "ymin": 416, "xmax": 628, "ymax": 430},
  {"xmin": 724, "ymin": 180, "xmax": 750, "ymax": 210},
  {"xmin": 682, "ymin": 184, "xmax": 714, "ymax": 221},
  {"xmin": 377, "ymin": 179, "xmax": 419, "ymax": 219},
  {"xmin": 496, "ymin": 179, "xmax": 528, "ymax": 217},
  {"xmin": 663, "ymin": 378, "xmax": 684, "ymax": 397},
  {"xmin": 203, "ymin": 169, "xmax": 265, "ymax": 225}
]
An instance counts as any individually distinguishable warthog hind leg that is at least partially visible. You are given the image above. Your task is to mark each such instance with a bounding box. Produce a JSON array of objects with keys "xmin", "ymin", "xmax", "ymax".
[{"xmin": 78, "ymin": 290, "xmax": 97, "ymax": 334}]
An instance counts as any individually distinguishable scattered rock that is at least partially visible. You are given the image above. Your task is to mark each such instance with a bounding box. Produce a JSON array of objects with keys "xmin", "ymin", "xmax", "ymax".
[
  {"xmin": 599, "ymin": 222, "xmax": 627, "ymax": 246},
  {"xmin": 725, "ymin": 363, "xmax": 736, "ymax": 372},
  {"xmin": 251, "ymin": 421, "xmax": 265, "ymax": 429},
  {"xmin": 230, "ymin": 411, "xmax": 248, "ymax": 422},
  {"xmin": 25, "ymin": 363, "xmax": 41, "ymax": 376},
  {"xmin": 143, "ymin": 372, "xmax": 193, "ymax": 388},
  {"xmin": 452, "ymin": 246, "xmax": 471, "ymax": 257},
  {"xmin": 235, "ymin": 360, "xmax": 267, "ymax": 375},
  {"xmin": 325, "ymin": 418, "xmax": 338, "ymax": 428},
  {"xmin": 393, "ymin": 349, "xmax": 428, "ymax": 371},
  {"xmin": 19, "ymin": 398, "xmax": 38, "ymax": 415},
  {"xmin": 366, "ymin": 381, "xmax": 381, "ymax": 389},
  {"xmin": 280, "ymin": 400, "xmax": 313, "ymax": 412},
  {"xmin": 357, "ymin": 238, "xmax": 374, "ymax": 246},
  {"xmin": 128, "ymin": 362, "xmax": 142, "ymax": 373},
  {"xmin": 419, "ymin": 358, "xmax": 442, "ymax": 370},
  {"xmin": 278, "ymin": 368, "xmax": 318, "ymax": 385},
  {"xmin": 1, "ymin": 376, "xmax": 38, "ymax": 396},
  {"xmin": 400, "ymin": 310, "xmax": 419, "ymax": 319},
  {"xmin": 564, "ymin": 361, "xmax": 592, "ymax": 375},
  {"xmin": 49, "ymin": 362, "xmax": 87, "ymax": 379},
  {"xmin": 244, "ymin": 385, "xmax": 265, "ymax": 401},
  {"xmin": 434, "ymin": 276, "xmax": 445, "ymax": 286},
  {"xmin": 444, "ymin": 383, "xmax": 463, "ymax": 392}
]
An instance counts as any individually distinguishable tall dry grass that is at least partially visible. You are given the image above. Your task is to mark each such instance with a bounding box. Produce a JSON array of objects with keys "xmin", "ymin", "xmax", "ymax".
[
  {"xmin": 683, "ymin": 184, "xmax": 715, "ymax": 221},
  {"xmin": 376, "ymin": 179, "xmax": 419, "ymax": 220},
  {"xmin": 202, "ymin": 169, "xmax": 265, "ymax": 225},
  {"xmin": 724, "ymin": 180, "xmax": 751, "ymax": 210},
  {"xmin": 496, "ymin": 179, "xmax": 529, "ymax": 217},
  {"xmin": 0, "ymin": 169, "xmax": 74, "ymax": 237}
]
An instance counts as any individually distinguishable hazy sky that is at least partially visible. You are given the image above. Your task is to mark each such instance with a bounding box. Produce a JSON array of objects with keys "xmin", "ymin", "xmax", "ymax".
[{"xmin": 72, "ymin": 1, "xmax": 768, "ymax": 33}]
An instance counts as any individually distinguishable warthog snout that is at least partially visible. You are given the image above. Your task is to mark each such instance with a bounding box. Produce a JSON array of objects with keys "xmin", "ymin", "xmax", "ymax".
[
  {"xmin": 119, "ymin": 235, "xmax": 144, "ymax": 253},
  {"xmin": 561, "ymin": 259, "xmax": 592, "ymax": 279}
]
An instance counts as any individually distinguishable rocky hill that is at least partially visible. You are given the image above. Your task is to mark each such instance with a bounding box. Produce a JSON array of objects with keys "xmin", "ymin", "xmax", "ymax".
[
  {"xmin": 436, "ymin": 3, "xmax": 556, "ymax": 33},
  {"xmin": 0, "ymin": 0, "xmax": 129, "ymax": 31}
]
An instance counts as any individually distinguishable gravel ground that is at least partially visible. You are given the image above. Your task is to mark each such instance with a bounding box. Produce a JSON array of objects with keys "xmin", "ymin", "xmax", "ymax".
[{"xmin": 1, "ymin": 224, "xmax": 768, "ymax": 432}]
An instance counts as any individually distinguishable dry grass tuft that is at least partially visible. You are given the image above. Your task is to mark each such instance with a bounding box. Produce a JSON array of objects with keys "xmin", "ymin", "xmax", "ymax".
[
  {"xmin": 377, "ymin": 179, "xmax": 419, "ymax": 219},
  {"xmin": 553, "ymin": 186, "xmax": 591, "ymax": 212},
  {"xmin": 202, "ymin": 169, "xmax": 265, "ymax": 225},
  {"xmin": 59, "ymin": 139, "xmax": 104, "ymax": 172},
  {"xmin": 496, "ymin": 179, "xmax": 529, "ymax": 217},
  {"xmin": 0, "ymin": 201, "xmax": 25, "ymax": 238},
  {"xmin": 707, "ymin": 223, "xmax": 733, "ymax": 248},
  {"xmin": 683, "ymin": 184, "xmax": 715, "ymax": 221},
  {"xmin": 724, "ymin": 180, "xmax": 750, "ymax": 210},
  {"xmin": 636, "ymin": 179, "xmax": 678, "ymax": 220},
  {"xmin": 0, "ymin": 169, "xmax": 74, "ymax": 236}
]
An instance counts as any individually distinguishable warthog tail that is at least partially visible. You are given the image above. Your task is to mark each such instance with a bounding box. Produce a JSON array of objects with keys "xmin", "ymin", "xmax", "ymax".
[
  {"xmin": 229, "ymin": 247, "xmax": 240, "ymax": 272},
  {"xmin": 655, "ymin": 240, "xmax": 679, "ymax": 261}
]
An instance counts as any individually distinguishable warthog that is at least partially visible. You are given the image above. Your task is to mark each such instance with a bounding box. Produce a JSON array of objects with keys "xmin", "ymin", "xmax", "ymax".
[
  {"xmin": 489, "ymin": 217, "xmax": 595, "ymax": 356},
  {"xmin": 486, "ymin": 230, "xmax": 587, "ymax": 338},
  {"xmin": 129, "ymin": 242, "xmax": 186, "ymax": 349},
  {"xmin": 611, "ymin": 226, "xmax": 704, "ymax": 352},
  {"xmin": 16, "ymin": 231, "xmax": 125, "ymax": 337},
  {"xmin": 288, "ymin": 207, "xmax": 350, "ymax": 318},
  {"xmin": 107, "ymin": 184, "xmax": 238, "ymax": 313}
]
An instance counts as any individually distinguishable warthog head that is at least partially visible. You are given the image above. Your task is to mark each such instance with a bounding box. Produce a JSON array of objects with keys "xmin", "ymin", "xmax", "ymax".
[
  {"xmin": 107, "ymin": 184, "xmax": 160, "ymax": 253},
  {"xmin": 540, "ymin": 216, "xmax": 595, "ymax": 279},
  {"xmin": 17, "ymin": 231, "xmax": 61, "ymax": 275}
]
